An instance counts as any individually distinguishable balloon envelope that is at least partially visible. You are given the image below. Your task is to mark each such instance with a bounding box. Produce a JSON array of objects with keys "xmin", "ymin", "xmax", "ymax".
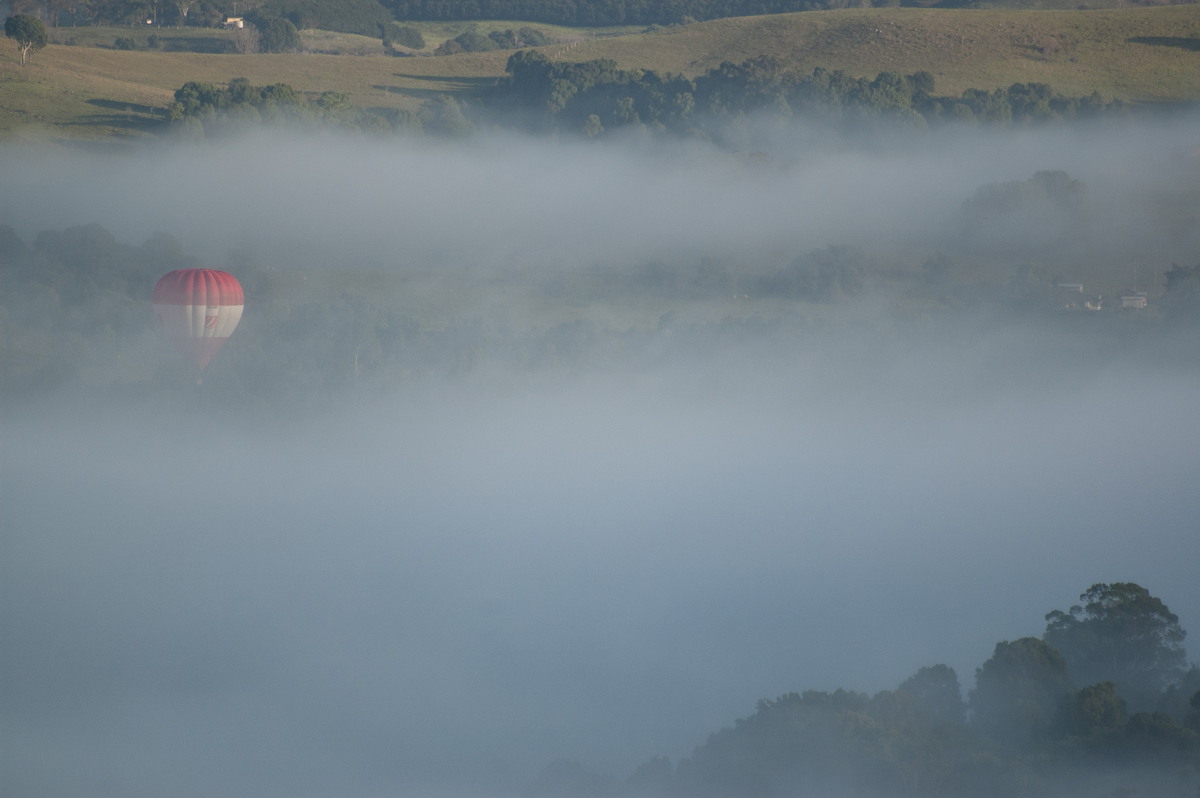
[{"xmin": 153, "ymin": 269, "xmax": 244, "ymax": 371}]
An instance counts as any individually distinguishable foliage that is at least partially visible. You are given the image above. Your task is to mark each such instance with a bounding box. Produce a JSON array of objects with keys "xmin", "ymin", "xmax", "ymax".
[
  {"xmin": 417, "ymin": 93, "xmax": 474, "ymax": 136},
  {"xmin": 492, "ymin": 51, "xmax": 1125, "ymax": 140},
  {"xmin": 5, "ymin": 14, "xmax": 48, "ymax": 65},
  {"xmin": 166, "ymin": 76, "xmax": 424, "ymax": 134},
  {"xmin": 959, "ymin": 170, "xmax": 1089, "ymax": 258},
  {"xmin": 384, "ymin": 0, "xmax": 904, "ymax": 26},
  {"xmin": 757, "ymin": 246, "xmax": 868, "ymax": 301},
  {"xmin": 898, "ymin": 663, "xmax": 967, "ymax": 725},
  {"xmin": 676, "ymin": 689, "xmax": 881, "ymax": 796},
  {"xmin": 964, "ymin": 170, "xmax": 1085, "ymax": 215},
  {"xmin": 1161, "ymin": 262, "xmax": 1200, "ymax": 323},
  {"xmin": 1066, "ymin": 681, "xmax": 1126, "ymax": 741},
  {"xmin": 6, "ymin": 207, "xmax": 1200, "ymax": 405},
  {"xmin": 434, "ymin": 29, "xmax": 491, "ymax": 54},
  {"xmin": 668, "ymin": 639, "xmax": 1198, "ymax": 798},
  {"xmin": 245, "ymin": 12, "xmax": 302, "ymax": 53},
  {"xmin": 257, "ymin": 0, "xmax": 394, "ymax": 36},
  {"xmin": 434, "ymin": 26, "xmax": 552, "ymax": 54},
  {"xmin": 4, "ymin": 4, "xmax": 1195, "ymax": 142},
  {"xmin": 186, "ymin": 2, "xmax": 227, "ymax": 27},
  {"xmin": 1159, "ymin": 666, "xmax": 1200, "ymax": 724},
  {"xmin": 0, "ymin": 224, "xmax": 193, "ymax": 395},
  {"xmin": 1045, "ymin": 582, "xmax": 1189, "ymax": 710},
  {"xmin": 516, "ymin": 26, "xmax": 552, "ymax": 45},
  {"xmin": 969, "ymin": 637, "xmax": 1075, "ymax": 750},
  {"xmin": 383, "ymin": 22, "xmax": 425, "ymax": 49}
]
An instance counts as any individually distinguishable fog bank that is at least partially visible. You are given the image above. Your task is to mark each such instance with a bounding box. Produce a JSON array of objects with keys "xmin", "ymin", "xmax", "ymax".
[{"xmin": 2, "ymin": 117, "xmax": 1199, "ymax": 797}]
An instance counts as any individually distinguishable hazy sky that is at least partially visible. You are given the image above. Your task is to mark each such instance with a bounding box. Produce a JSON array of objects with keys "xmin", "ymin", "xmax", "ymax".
[{"xmin": 2, "ymin": 116, "xmax": 1199, "ymax": 798}]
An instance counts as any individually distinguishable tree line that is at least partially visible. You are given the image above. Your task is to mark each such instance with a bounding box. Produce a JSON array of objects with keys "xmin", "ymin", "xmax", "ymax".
[
  {"xmin": 5, "ymin": 0, "xmax": 395, "ymax": 37},
  {"xmin": 165, "ymin": 76, "xmax": 476, "ymax": 136},
  {"xmin": 384, "ymin": 0, "xmax": 870, "ymax": 26},
  {"xmin": 8, "ymin": 0, "xmax": 832, "ymax": 37},
  {"xmin": 432, "ymin": 24, "xmax": 550, "ymax": 54},
  {"xmin": 10, "ymin": 0, "xmax": 1181, "ymax": 39},
  {"xmin": 7, "ymin": 0, "xmax": 819, "ymax": 32},
  {"xmin": 159, "ymin": 57, "xmax": 1122, "ymax": 141},
  {"xmin": 535, "ymin": 583, "xmax": 1200, "ymax": 798},
  {"xmin": 5, "ymin": 215, "xmax": 1200, "ymax": 409},
  {"xmin": 493, "ymin": 51, "xmax": 1123, "ymax": 140}
]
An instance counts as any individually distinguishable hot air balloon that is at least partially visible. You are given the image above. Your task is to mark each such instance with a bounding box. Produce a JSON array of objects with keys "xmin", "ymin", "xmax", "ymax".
[{"xmin": 153, "ymin": 268, "xmax": 244, "ymax": 371}]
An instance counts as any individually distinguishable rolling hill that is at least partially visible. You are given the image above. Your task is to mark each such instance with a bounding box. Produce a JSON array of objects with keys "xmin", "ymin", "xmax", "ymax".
[{"xmin": 1, "ymin": 4, "xmax": 1198, "ymax": 141}]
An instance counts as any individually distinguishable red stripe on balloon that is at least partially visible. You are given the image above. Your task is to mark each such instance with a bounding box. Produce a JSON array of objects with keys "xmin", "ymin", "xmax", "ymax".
[{"xmin": 153, "ymin": 269, "xmax": 244, "ymax": 306}]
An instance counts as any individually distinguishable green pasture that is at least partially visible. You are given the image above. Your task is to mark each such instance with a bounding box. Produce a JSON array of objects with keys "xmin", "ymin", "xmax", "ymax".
[
  {"xmin": 574, "ymin": 5, "xmax": 1200, "ymax": 98},
  {"xmin": 2, "ymin": 5, "xmax": 1199, "ymax": 142}
]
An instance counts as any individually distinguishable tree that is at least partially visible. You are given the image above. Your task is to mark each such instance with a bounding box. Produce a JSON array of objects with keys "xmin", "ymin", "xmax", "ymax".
[
  {"xmin": 174, "ymin": 0, "xmax": 196, "ymax": 24},
  {"xmin": 391, "ymin": 24, "xmax": 423, "ymax": 49},
  {"xmin": 1067, "ymin": 681, "xmax": 1126, "ymax": 738},
  {"xmin": 418, "ymin": 94, "xmax": 472, "ymax": 137},
  {"xmin": 1158, "ymin": 665, "xmax": 1200, "ymax": 723},
  {"xmin": 1161, "ymin": 263, "xmax": 1200, "ymax": 323},
  {"xmin": 1187, "ymin": 688, "xmax": 1200, "ymax": 733},
  {"xmin": 5, "ymin": 14, "xmax": 48, "ymax": 65},
  {"xmin": 0, "ymin": 224, "xmax": 27, "ymax": 261},
  {"xmin": 969, "ymin": 637, "xmax": 1074, "ymax": 749},
  {"xmin": 246, "ymin": 13, "xmax": 299, "ymax": 53},
  {"xmin": 1044, "ymin": 583, "xmax": 1188, "ymax": 709},
  {"xmin": 898, "ymin": 664, "xmax": 966, "ymax": 725}
]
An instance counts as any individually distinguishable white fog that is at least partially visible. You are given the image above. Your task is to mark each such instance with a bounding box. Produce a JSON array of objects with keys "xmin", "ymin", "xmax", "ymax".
[{"xmin": 2, "ymin": 115, "xmax": 1198, "ymax": 797}]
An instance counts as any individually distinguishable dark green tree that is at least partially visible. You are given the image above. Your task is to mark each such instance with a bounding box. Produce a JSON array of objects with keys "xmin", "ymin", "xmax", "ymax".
[
  {"xmin": 418, "ymin": 94, "xmax": 472, "ymax": 137},
  {"xmin": 169, "ymin": 80, "xmax": 228, "ymax": 120},
  {"xmin": 1158, "ymin": 666, "xmax": 1200, "ymax": 723},
  {"xmin": 257, "ymin": 0, "xmax": 392, "ymax": 36},
  {"xmin": 247, "ymin": 14, "xmax": 300, "ymax": 53},
  {"xmin": 969, "ymin": 637, "xmax": 1074, "ymax": 749},
  {"xmin": 448, "ymin": 29, "xmax": 496, "ymax": 53},
  {"xmin": 1068, "ymin": 681, "xmax": 1126, "ymax": 738},
  {"xmin": 761, "ymin": 245, "xmax": 866, "ymax": 301},
  {"xmin": 898, "ymin": 664, "xmax": 966, "ymax": 725},
  {"xmin": 1044, "ymin": 583, "xmax": 1188, "ymax": 709},
  {"xmin": 5, "ymin": 14, "xmax": 48, "ymax": 65},
  {"xmin": 392, "ymin": 24, "xmax": 424, "ymax": 49},
  {"xmin": 1120, "ymin": 711, "xmax": 1200, "ymax": 764},
  {"xmin": 516, "ymin": 27, "xmax": 550, "ymax": 46}
]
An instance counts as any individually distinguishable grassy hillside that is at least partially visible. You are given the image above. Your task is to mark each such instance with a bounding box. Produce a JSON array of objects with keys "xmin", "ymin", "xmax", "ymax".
[
  {"xmin": 2, "ymin": 5, "xmax": 1199, "ymax": 141},
  {"xmin": 586, "ymin": 5, "xmax": 1200, "ymax": 99}
]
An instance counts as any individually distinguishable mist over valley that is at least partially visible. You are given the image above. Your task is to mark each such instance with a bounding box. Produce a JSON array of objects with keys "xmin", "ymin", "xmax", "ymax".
[{"xmin": 2, "ymin": 111, "xmax": 1200, "ymax": 797}]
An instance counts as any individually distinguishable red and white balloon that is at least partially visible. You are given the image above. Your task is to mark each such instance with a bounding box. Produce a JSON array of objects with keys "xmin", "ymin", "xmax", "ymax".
[{"xmin": 153, "ymin": 269, "xmax": 244, "ymax": 371}]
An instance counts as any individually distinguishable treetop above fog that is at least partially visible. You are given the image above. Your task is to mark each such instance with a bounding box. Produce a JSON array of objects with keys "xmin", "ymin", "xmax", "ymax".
[{"xmin": 1045, "ymin": 581, "xmax": 1189, "ymax": 707}]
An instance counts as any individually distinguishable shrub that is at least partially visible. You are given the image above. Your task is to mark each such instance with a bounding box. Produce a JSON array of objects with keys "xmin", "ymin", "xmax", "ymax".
[
  {"xmin": 389, "ymin": 23, "xmax": 424, "ymax": 49},
  {"xmin": 246, "ymin": 14, "xmax": 300, "ymax": 53}
]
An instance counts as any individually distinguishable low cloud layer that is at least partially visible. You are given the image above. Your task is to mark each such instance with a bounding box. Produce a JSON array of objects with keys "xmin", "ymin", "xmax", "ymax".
[
  {"xmin": 2, "ymin": 116, "xmax": 1199, "ymax": 797},
  {"xmin": 2, "ymin": 116, "xmax": 1197, "ymax": 273}
]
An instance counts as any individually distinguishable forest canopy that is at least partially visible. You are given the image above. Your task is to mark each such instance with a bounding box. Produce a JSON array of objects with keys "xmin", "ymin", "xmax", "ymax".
[
  {"xmin": 160, "ymin": 57, "xmax": 1123, "ymax": 142},
  {"xmin": 541, "ymin": 584, "xmax": 1199, "ymax": 798}
]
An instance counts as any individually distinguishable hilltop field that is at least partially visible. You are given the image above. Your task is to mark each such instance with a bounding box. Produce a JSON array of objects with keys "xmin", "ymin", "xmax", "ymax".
[{"xmin": 1, "ymin": 4, "xmax": 1199, "ymax": 141}]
